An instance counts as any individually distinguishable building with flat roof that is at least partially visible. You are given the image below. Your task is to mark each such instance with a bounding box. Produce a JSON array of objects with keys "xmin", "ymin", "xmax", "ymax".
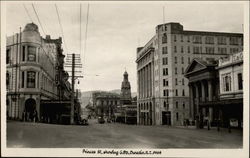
[{"xmin": 136, "ymin": 22, "xmax": 243, "ymax": 126}]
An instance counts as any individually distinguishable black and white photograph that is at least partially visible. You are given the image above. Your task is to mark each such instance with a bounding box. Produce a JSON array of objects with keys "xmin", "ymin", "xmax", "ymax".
[{"xmin": 1, "ymin": 1, "xmax": 249, "ymax": 157}]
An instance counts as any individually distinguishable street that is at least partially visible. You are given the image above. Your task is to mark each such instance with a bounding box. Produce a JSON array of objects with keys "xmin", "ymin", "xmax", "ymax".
[{"xmin": 7, "ymin": 119, "xmax": 242, "ymax": 148}]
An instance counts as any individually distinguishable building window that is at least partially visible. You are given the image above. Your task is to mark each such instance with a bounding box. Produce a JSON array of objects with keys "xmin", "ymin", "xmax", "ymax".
[
  {"xmin": 163, "ymin": 68, "xmax": 168, "ymax": 76},
  {"xmin": 181, "ymin": 57, "xmax": 184, "ymax": 64},
  {"xmin": 230, "ymin": 48, "xmax": 239, "ymax": 54},
  {"xmin": 164, "ymin": 101, "xmax": 169, "ymax": 109},
  {"xmin": 188, "ymin": 57, "xmax": 191, "ymax": 64},
  {"xmin": 6, "ymin": 49, "xmax": 11, "ymax": 64},
  {"xmin": 27, "ymin": 71, "xmax": 36, "ymax": 88},
  {"xmin": 175, "ymin": 78, "xmax": 178, "ymax": 85},
  {"xmin": 175, "ymin": 89, "xmax": 178, "ymax": 96},
  {"xmin": 183, "ymin": 102, "xmax": 185, "ymax": 109},
  {"xmin": 174, "ymin": 35, "xmax": 177, "ymax": 42},
  {"xmin": 21, "ymin": 71, "xmax": 25, "ymax": 88},
  {"xmin": 230, "ymin": 37, "xmax": 239, "ymax": 45},
  {"xmin": 182, "ymin": 78, "xmax": 184, "ymax": 85},
  {"xmin": 181, "ymin": 35, "xmax": 183, "ymax": 42},
  {"xmin": 188, "ymin": 46, "xmax": 190, "ymax": 53},
  {"xmin": 182, "ymin": 68, "xmax": 184, "ymax": 74},
  {"xmin": 222, "ymin": 73, "xmax": 231, "ymax": 92},
  {"xmin": 206, "ymin": 47, "xmax": 214, "ymax": 54},
  {"xmin": 218, "ymin": 36, "xmax": 227, "ymax": 45},
  {"xmin": 193, "ymin": 35, "xmax": 202, "ymax": 44},
  {"xmin": 182, "ymin": 89, "xmax": 185, "ymax": 96},
  {"xmin": 174, "ymin": 57, "xmax": 177, "ymax": 64},
  {"xmin": 162, "ymin": 57, "xmax": 168, "ymax": 65},
  {"xmin": 176, "ymin": 112, "xmax": 179, "ymax": 121},
  {"xmin": 218, "ymin": 47, "xmax": 227, "ymax": 54},
  {"xmin": 162, "ymin": 33, "xmax": 167, "ymax": 44},
  {"xmin": 181, "ymin": 46, "xmax": 183, "ymax": 53},
  {"xmin": 205, "ymin": 36, "xmax": 214, "ymax": 44},
  {"xmin": 163, "ymin": 79, "xmax": 168, "ymax": 87},
  {"xmin": 6, "ymin": 72, "xmax": 10, "ymax": 89},
  {"xmin": 194, "ymin": 46, "xmax": 202, "ymax": 54},
  {"xmin": 187, "ymin": 36, "xmax": 190, "ymax": 42},
  {"xmin": 176, "ymin": 101, "xmax": 178, "ymax": 109},
  {"xmin": 162, "ymin": 46, "xmax": 168, "ymax": 54},
  {"xmin": 27, "ymin": 46, "xmax": 36, "ymax": 62},
  {"xmin": 163, "ymin": 89, "xmax": 169, "ymax": 96},
  {"xmin": 238, "ymin": 73, "xmax": 243, "ymax": 90},
  {"xmin": 174, "ymin": 46, "xmax": 177, "ymax": 53},
  {"xmin": 22, "ymin": 46, "xmax": 26, "ymax": 61},
  {"xmin": 175, "ymin": 67, "xmax": 177, "ymax": 74}
]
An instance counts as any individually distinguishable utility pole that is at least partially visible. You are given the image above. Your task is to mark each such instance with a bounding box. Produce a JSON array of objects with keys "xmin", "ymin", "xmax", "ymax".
[
  {"xmin": 65, "ymin": 53, "xmax": 83, "ymax": 125},
  {"xmin": 70, "ymin": 54, "xmax": 75, "ymax": 124}
]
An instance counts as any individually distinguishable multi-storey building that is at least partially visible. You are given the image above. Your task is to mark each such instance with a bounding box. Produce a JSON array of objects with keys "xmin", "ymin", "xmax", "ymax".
[
  {"xmin": 136, "ymin": 22, "xmax": 243, "ymax": 126},
  {"xmin": 92, "ymin": 91, "xmax": 120, "ymax": 119},
  {"xmin": 6, "ymin": 23, "xmax": 68, "ymax": 121}
]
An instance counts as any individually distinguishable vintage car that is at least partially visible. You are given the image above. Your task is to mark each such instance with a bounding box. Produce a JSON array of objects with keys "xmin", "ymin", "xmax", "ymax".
[{"xmin": 98, "ymin": 116, "xmax": 105, "ymax": 124}]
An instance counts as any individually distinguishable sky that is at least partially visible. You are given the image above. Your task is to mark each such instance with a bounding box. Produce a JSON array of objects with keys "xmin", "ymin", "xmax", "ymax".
[{"xmin": 5, "ymin": 1, "xmax": 244, "ymax": 93}]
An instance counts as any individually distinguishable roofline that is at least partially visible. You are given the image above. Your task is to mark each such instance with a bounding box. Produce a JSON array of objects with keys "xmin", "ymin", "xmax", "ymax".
[{"xmin": 181, "ymin": 30, "xmax": 243, "ymax": 37}]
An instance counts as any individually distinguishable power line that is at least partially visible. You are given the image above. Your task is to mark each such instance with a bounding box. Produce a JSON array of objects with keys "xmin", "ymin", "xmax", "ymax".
[
  {"xmin": 31, "ymin": 4, "xmax": 46, "ymax": 36},
  {"xmin": 55, "ymin": 4, "xmax": 69, "ymax": 53},
  {"xmin": 83, "ymin": 3, "xmax": 90, "ymax": 74},
  {"xmin": 80, "ymin": 4, "xmax": 82, "ymax": 55},
  {"xmin": 23, "ymin": 4, "xmax": 33, "ymax": 23}
]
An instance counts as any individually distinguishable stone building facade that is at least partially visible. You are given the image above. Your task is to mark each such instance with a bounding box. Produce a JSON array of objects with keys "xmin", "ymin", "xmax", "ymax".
[
  {"xmin": 136, "ymin": 22, "xmax": 243, "ymax": 126},
  {"xmin": 92, "ymin": 91, "xmax": 120, "ymax": 119},
  {"xmin": 6, "ymin": 23, "xmax": 68, "ymax": 121},
  {"xmin": 185, "ymin": 52, "xmax": 243, "ymax": 129},
  {"xmin": 184, "ymin": 58, "xmax": 219, "ymax": 128}
]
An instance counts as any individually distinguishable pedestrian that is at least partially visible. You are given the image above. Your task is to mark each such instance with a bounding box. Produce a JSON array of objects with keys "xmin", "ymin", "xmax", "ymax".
[
  {"xmin": 34, "ymin": 110, "xmax": 38, "ymax": 122},
  {"xmin": 27, "ymin": 112, "xmax": 30, "ymax": 122},
  {"xmin": 22, "ymin": 111, "xmax": 25, "ymax": 122}
]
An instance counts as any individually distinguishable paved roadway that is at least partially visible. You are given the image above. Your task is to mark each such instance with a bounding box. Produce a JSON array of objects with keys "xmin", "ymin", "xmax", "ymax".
[{"xmin": 6, "ymin": 119, "xmax": 242, "ymax": 148}]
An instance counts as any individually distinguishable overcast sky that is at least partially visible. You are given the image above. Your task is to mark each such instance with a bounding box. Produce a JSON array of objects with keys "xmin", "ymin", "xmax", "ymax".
[{"xmin": 5, "ymin": 1, "xmax": 244, "ymax": 93}]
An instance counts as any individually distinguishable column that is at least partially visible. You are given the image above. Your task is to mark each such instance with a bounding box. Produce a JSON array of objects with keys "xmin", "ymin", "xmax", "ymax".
[
  {"xmin": 209, "ymin": 107, "xmax": 213, "ymax": 122},
  {"xmin": 149, "ymin": 64, "xmax": 152, "ymax": 97},
  {"xmin": 208, "ymin": 80, "xmax": 213, "ymax": 101},
  {"xmin": 24, "ymin": 71, "xmax": 27, "ymax": 88},
  {"xmin": 201, "ymin": 81, "xmax": 206, "ymax": 102},
  {"xmin": 138, "ymin": 71, "xmax": 140, "ymax": 99},
  {"xmin": 189, "ymin": 83, "xmax": 194, "ymax": 120},
  {"xmin": 142, "ymin": 68, "xmax": 144, "ymax": 98},
  {"xmin": 194, "ymin": 84, "xmax": 199, "ymax": 115},
  {"xmin": 137, "ymin": 104, "xmax": 140, "ymax": 125},
  {"xmin": 146, "ymin": 65, "xmax": 149, "ymax": 98}
]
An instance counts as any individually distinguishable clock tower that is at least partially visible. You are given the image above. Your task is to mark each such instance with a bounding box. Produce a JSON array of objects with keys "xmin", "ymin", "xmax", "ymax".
[{"xmin": 121, "ymin": 71, "xmax": 132, "ymax": 105}]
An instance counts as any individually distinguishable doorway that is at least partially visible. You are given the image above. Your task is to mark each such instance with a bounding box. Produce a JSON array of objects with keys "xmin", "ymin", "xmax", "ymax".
[{"xmin": 162, "ymin": 111, "xmax": 171, "ymax": 125}]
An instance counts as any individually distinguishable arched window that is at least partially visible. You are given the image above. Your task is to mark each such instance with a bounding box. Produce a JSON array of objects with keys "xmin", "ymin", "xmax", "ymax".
[
  {"xmin": 27, "ymin": 46, "xmax": 36, "ymax": 62},
  {"xmin": 27, "ymin": 71, "xmax": 36, "ymax": 88}
]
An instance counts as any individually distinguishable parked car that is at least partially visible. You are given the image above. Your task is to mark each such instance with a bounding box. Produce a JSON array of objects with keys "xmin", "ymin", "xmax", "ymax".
[
  {"xmin": 79, "ymin": 115, "xmax": 88, "ymax": 125},
  {"xmin": 98, "ymin": 116, "xmax": 105, "ymax": 124}
]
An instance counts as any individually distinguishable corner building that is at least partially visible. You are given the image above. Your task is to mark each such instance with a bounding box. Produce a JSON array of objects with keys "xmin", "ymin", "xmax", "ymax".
[
  {"xmin": 6, "ymin": 23, "xmax": 66, "ymax": 121},
  {"xmin": 136, "ymin": 22, "xmax": 243, "ymax": 126}
]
